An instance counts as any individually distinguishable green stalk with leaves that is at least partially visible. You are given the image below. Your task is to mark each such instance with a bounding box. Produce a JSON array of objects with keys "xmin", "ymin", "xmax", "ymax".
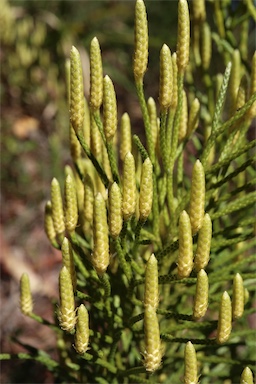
[{"xmin": 1, "ymin": 0, "xmax": 255, "ymax": 383}]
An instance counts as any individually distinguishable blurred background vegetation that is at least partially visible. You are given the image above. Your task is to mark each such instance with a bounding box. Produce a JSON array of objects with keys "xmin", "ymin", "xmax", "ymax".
[{"xmin": 0, "ymin": 0, "xmax": 255, "ymax": 382}]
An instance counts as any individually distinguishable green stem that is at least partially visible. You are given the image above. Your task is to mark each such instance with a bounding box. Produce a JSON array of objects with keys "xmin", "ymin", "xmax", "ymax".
[
  {"xmin": 129, "ymin": 312, "xmax": 144, "ymax": 326},
  {"xmin": 76, "ymin": 291, "xmax": 92, "ymax": 301},
  {"xmin": 0, "ymin": 353, "xmax": 68, "ymax": 376},
  {"xmin": 170, "ymin": 74, "xmax": 184, "ymax": 164},
  {"xmin": 94, "ymin": 111, "xmax": 120, "ymax": 184},
  {"xmin": 134, "ymin": 219, "xmax": 145, "ymax": 244},
  {"xmin": 160, "ymin": 335, "xmax": 216, "ymax": 345},
  {"xmin": 133, "ymin": 134, "xmax": 149, "ymax": 161},
  {"xmin": 197, "ymin": 355, "xmax": 255, "ymax": 369},
  {"xmin": 75, "ymin": 130, "xmax": 109, "ymax": 187},
  {"xmin": 28, "ymin": 313, "xmax": 59, "ymax": 331},
  {"xmin": 152, "ymin": 173, "xmax": 161, "ymax": 244},
  {"xmin": 135, "ymin": 79, "xmax": 154, "ymax": 164},
  {"xmin": 166, "ymin": 321, "xmax": 218, "ymax": 332},
  {"xmin": 158, "ymin": 275, "xmax": 196, "ymax": 285},
  {"xmin": 81, "ymin": 353, "xmax": 117, "ymax": 374},
  {"xmin": 159, "ymin": 110, "xmax": 168, "ymax": 169},
  {"xmin": 70, "ymin": 231, "xmax": 91, "ymax": 250},
  {"xmin": 130, "ymin": 259, "xmax": 144, "ymax": 276},
  {"xmin": 114, "ymin": 237, "xmax": 132, "ymax": 282},
  {"xmin": 166, "ymin": 110, "xmax": 174, "ymax": 162},
  {"xmin": 119, "ymin": 367, "xmax": 150, "ymax": 381},
  {"xmin": 126, "ymin": 374, "xmax": 150, "ymax": 384},
  {"xmin": 156, "ymin": 309, "xmax": 194, "ymax": 321},
  {"xmin": 177, "ymin": 152, "xmax": 183, "ymax": 200},
  {"xmin": 156, "ymin": 238, "xmax": 179, "ymax": 259},
  {"xmin": 106, "ymin": 141, "xmax": 120, "ymax": 184},
  {"xmin": 167, "ymin": 74, "xmax": 184, "ymax": 227},
  {"xmin": 100, "ymin": 273, "xmax": 111, "ymax": 298},
  {"xmin": 93, "ymin": 111, "xmax": 107, "ymax": 146}
]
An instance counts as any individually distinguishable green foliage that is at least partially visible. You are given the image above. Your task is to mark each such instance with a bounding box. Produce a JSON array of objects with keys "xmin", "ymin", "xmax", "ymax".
[{"xmin": 1, "ymin": 0, "xmax": 256, "ymax": 383}]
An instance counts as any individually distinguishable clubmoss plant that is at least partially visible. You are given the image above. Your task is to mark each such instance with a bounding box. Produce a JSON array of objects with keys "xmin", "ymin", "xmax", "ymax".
[
  {"xmin": 193, "ymin": 269, "xmax": 208, "ymax": 319},
  {"xmin": 184, "ymin": 341, "xmax": 198, "ymax": 384},
  {"xmin": 194, "ymin": 213, "xmax": 212, "ymax": 272},
  {"xmin": 240, "ymin": 366, "xmax": 254, "ymax": 384},
  {"xmin": 89, "ymin": 37, "xmax": 103, "ymax": 112},
  {"xmin": 108, "ymin": 182, "xmax": 123, "ymax": 238},
  {"xmin": 61, "ymin": 237, "xmax": 77, "ymax": 292},
  {"xmin": 50, "ymin": 177, "xmax": 65, "ymax": 241},
  {"xmin": 177, "ymin": 210, "xmax": 194, "ymax": 278},
  {"xmin": 119, "ymin": 112, "xmax": 132, "ymax": 161},
  {"xmin": 189, "ymin": 159, "xmax": 205, "ymax": 235},
  {"xmin": 216, "ymin": 291, "xmax": 232, "ymax": 344},
  {"xmin": 2, "ymin": 0, "xmax": 256, "ymax": 382},
  {"xmin": 64, "ymin": 174, "xmax": 78, "ymax": 234},
  {"xmin": 69, "ymin": 46, "xmax": 85, "ymax": 134},
  {"xmin": 122, "ymin": 151, "xmax": 136, "ymax": 221},
  {"xmin": 58, "ymin": 265, "xmax": 77, "ymax": 332},
  {"xmin": 92, "ymin": 192, "xmax": 109, "ymax": 276},
  {"xmin": 20, "ymin": 273, "xmax": 33, "ymax": 316},
  {"xmin": 232, "ymin": 273, "xmax": 245, "ymax": 320},
  {"xmin": 144, "ymin": 253, "xmax": 159, "ymax": 310},
  {"xmin": 74, "ymin": 304, "xmax": 90, "ymax": 355},
  {"xmin": 143, "ymin": 305, "xmax": 162, "ymax": 373}
]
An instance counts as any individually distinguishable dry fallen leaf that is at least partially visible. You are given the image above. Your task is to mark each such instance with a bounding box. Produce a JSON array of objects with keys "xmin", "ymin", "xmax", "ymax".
[{"xmin": 12, "ymin": 116, "xmax": 39, "ymax": 139}]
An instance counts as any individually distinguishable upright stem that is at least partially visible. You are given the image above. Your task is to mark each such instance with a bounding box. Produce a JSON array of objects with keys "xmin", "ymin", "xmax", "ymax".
[
  {"xmin": 167, "ymin": 74, "xmax": 184, "ymax": 229},
  {"xmin": 135, "ymin": 79, "xmax": 154, "ymax": 164},
  {"xmin": 159, "ymin": 110, "xmax": 168, "ymax": 170}
]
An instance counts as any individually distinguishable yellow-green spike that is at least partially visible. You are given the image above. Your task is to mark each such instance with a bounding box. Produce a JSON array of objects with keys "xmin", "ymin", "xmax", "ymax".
[
  {"xmin": 179, "ymin": 90, "xmax": 188, "ymax": 141},
  {"xmin": 159, "ymin": 44, "xmax": 173, "ymax": 111},
  {"xmin": 194, "ymin": 213, "xmax": 212, "ymax": 272},
  {"xmin": 134, "ymin": 0, "xmax": 148, "ymax": 82},
  {"xmin": 103, "ymin": 75, "xmax": 117, "ymax": 142},
  {"xmin": 240, "ymin": 367, "xmax": 254, "ymax": 384},
  {"xmin": 74, "ymin": 304, "xmax": 90, "ymax": 354},
  {"xmin": 70, "ymin": 46, "xmax": 85, "ymax": 133},
  {"xmin": 61, "ymin": 237, "xmax": 77, "ymax": 292},
  {"xmin": 44, "ymin": 201, "xmax": 57, "ymax": 247},
  {"xmin": 64, "ymin": 174, "xmax": 78, "ymax": 233},
  {"xmin": 120, "ymin": 112, "xmax": 132, "ymax": 161},
  {"xmin": 184, "ymin": 341, "xmax": 198, "ymax": 384},
  {"xmin": 109, "ymin": 182, "xmax": 123, "ymax": 238},
  {"xmin": 216, "ymin": 291, "xmax": 232, "ymax": 344},
  {"xmin": 189, "ymin": 160, "xmax": 205, "ymax": 235},
  {"xmin": 139, "ymin": 157, "xmax": 153, "ymax": 221},
  {"xmin": 20, "ymin": 273, "xmax": 33, "ymax": 316},
  {"xmin": 58, "ymin": 266, "xmax": 76, "ymax": 332},
  {"xmin": 92, "ymin": 193, "xmax": 109, "ymax": 275},
  {"xmin": 193, "ymin": 269, "xmax": 208, "ymax": 319},
  {"xmin": 232, "ymin": 273, "xmax": 244, "ymax": 319},
  {"xmin": 144, "ymin": 254, "xmax": 159, "ymax": 310},
  {"xmin": 177, "ymin": 0, "xmax": 190, "ymax": 74},
  {"xmin": 89, "ymin": 37, "xmax": 103, "ymax": 111},
  {"xmin": 51, "ymin": 178, "xmax": 65, "ymax": 237},
  {"xmin": 143, "ymin": 305, "xmax": 162, "ymax": 372},
  {"xmin": 122, "ymin": 152, "xmax": 136, "ymax": 221},
  {"xmin": 177, "ymin": 210, "xmax": 193, "ymax": 278}
]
